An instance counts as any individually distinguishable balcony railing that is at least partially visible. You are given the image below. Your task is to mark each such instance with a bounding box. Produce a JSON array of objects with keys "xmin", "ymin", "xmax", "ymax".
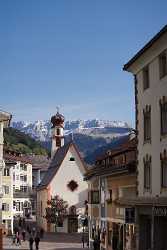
[{"xmin": 13, "ymin": 188, "xmax": 36, "ymax": 198}]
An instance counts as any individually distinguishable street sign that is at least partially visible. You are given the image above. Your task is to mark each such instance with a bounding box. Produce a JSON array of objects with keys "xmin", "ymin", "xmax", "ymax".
[{"xmin": 153, "ymin": 206, "xmax": 167, "ymax": 216}]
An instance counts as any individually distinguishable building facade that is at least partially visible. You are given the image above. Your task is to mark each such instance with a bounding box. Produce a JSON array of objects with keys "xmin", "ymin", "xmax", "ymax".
[
  {"xmin": 0, "ymin": 111, "xmax": 11, "ymax": 239},
  {"xmin": 2, "ymin": 150, "xmax": 33, "ymax": 233},
  {"xmin": 85, "ymin": 135, "xmax": 137, "ymax": 250},
  {"xmin": 124, "ymin": 25, "xmax": 167, "ymax": 250}
]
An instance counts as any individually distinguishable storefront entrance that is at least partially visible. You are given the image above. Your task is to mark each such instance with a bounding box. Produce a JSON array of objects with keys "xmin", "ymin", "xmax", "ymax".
[
  {"xmin": 154, "ymin": 216, "xmax": 167, "ymax": 250},
  {"xmin": 139, "ymin": 215, "xmax": 151, "ymax": 250}
]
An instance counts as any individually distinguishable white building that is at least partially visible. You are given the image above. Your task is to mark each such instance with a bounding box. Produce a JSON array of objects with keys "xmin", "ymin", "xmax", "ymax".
[
  {"xmin": 37, "ymin": 112, "xmax": 88, "ymax": 233},
  {"xmin": 4, "ymin": 150, "xmax": 33, "ymax": 220},
  {"xmin": 124, "ymin": 25, "xmax": 167, "ymax": 250}
]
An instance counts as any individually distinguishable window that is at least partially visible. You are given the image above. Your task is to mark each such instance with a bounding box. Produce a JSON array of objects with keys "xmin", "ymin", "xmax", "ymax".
[
  {"xmin": 143, "ymin": 108, "xmax": 151, "ymax": 142},
  {"xmin": 3, "ymin": 185, "xmax": 9, "ymax": 194},
  {"xmin": 161, "ymin": 159, "xmax": 167, "ymax": 188},
  {"xmin": 13, "ymin": 174, "xmax": 15, "ymax": 181},
  {"xmin": 3, "ymin": 168, "xmax": 10, "ymax": 176},
  {"xmin": 20, "ymin": 175, "xmax": 27, "ymax": 182},
  {"xmin": 56, "ymin": 137, "xmax": 61, "ymax": 147},
  {"xmin": 16, "ymin": 175, "xmax": 19, "ymax": 181},
  {"xmin": 2, "ymin": 203, "xmax": 9, "ymax": 211},
  {"xmin": 159, "ymin": 50, "xmax": 167, "ymax": 79},
  {"xmin": 57, "ymin": 221, "xmax": 63, "ymax": 227},
  {"xmin": 57, "ymin": 128, "xmax": 60, "ymax": 135},
  {"xmin": 144, "ymin": 160, "xmax": 151, "ymax": 190},
  {"xmin": 143, "ymin": 66, "xmax": 149, "ymax": 90},
  {"xmin": 20, "ymin": 186, "xmax": 28, "ymax": 192},
  {"xmin": 69, "ymin": 157, "xmax": 75, "ymax": 161},
  {"xmin": 20, "ymin": 164, "xmax": 27, "ymax": 171},
  {"xmin": 160, "ymin": 101, "xmax": 167, "ymax": 136},
  {"xmin": 90, "ymin": 191, "xmax": 99, "ymax": 204}
]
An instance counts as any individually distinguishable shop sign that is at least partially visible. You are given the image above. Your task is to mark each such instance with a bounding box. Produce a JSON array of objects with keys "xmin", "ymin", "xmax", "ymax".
[
  {"xmin": 153, "ymin": 206, "xmax": 167, "ymax": 216},
  {"xmin": 125, "ymin": 207, "xmax": 135, "ymax": 224}
]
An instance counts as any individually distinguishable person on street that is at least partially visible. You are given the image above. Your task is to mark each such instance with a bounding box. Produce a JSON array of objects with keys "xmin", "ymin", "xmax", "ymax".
[
  {"xmin": 32, "ymin": 227, "xmax": 36, "ymax": 237},
  {"xmin": 16, "ymin": 231, "xmax": 20, "ymax": 246},
  {"xmin": 12, "ymin": 233, "xmax": 16, "ymax": 245},
  {"xmin": 29, "ymin": 235, "xmax": 34, "ymax": 250},
  {"xmin": 35, "ymin": 234, "xmax": 40, "ymax": 250},
  {"xmin": 22, "ymin": 229, "xmax": 26, "ymax": 241},
  {"xmin": 93, "ymin": 235, "xmax": 100, "ymax": 250},
  {"xmin": 39, "ymin": 228, "xmax": 44, "ymax": 238},
  {"xmin": 112, "ymin": 235, "xmax": 118, "ymax": 250}
]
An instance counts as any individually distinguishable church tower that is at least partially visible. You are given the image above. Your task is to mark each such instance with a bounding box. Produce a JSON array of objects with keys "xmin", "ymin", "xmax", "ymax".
[{"xmin": 51, "ymin": 110, "xmax": 65, "ymax": 158}]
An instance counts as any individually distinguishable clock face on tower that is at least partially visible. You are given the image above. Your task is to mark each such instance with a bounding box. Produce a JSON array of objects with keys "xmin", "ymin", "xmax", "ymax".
[{"xmin": 67, "ymin": 180, "xmax": 78, "ymax": 192}]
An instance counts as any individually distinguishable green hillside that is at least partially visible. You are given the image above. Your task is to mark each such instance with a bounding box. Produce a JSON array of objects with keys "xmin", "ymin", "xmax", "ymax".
[{"xmin": 4, "ymin": 127, "xmax": 49, "ymax": 155}]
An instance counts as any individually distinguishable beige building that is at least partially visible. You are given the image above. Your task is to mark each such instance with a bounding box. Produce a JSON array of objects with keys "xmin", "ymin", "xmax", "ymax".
[
  {"xmin": 85, "ymin": 135, "xmax": 137, "ymax": 250},
  {"xmin": 37, "ymin": 112, "xmax": 88, "ymax": 233},
  {"xmin": 124, "ymin": 25, "xmax": 167, "ymax": 250},
  {"xmin": 0, "ymin": 111, "xmax": 11, "ymax": 236}
]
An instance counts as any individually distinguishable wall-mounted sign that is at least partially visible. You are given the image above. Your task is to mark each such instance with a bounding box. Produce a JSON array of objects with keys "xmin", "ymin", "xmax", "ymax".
[
  {"xmin": 153, "ymin": 206, "xmax": 167, "ymax": 216},
  {"xmin": 125, "ymin": 207, "xmax": 135, "ymax": 224}
]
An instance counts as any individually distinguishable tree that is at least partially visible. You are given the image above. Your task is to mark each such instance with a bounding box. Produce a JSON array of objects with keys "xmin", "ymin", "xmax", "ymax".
[{"xmin": 45, "ymin": 195, "xmax": 68, "ymax": 226}]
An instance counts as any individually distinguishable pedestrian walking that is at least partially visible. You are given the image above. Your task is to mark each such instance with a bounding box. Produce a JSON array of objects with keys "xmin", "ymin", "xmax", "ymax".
[
  {"xmin": 32, "ymin": 227, "xmax": 36, "ymax": 237},
  {"xmin": 29, "ymin": 235, "xmax": 34, "ymax": 250},
  {"xmin": 12, "ymin": 233, "xmax": 16, "ymax": 245},
  {"xmin": 35, "ymin": 234, "xmax": 40, "ymax": 250},
  {"xmin": 39, "ymin": 228, "xmax": 44, "ymax": 238},
  {"xmin": 112, "ymin": 235, "xmax": 118, "ymax": 250},
  {"xmin": 16, "ymin": 231, "xmax": 21, "ymax": 246},
  {"xmin": 22, "ymin": 229, "xmax": 26, "ymax": 241},
  {"xmin": 93, "ymin": 235, "xmax": 100, "ymax": 250}
]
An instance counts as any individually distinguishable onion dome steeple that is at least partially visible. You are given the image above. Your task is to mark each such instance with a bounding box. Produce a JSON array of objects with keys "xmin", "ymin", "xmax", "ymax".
[{"xmin": 51, "ymin": 108, "xmax": 65, "ymax": 158}]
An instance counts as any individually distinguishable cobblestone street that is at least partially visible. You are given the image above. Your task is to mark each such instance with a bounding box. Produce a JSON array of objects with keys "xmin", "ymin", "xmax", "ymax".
[{"xmin": 3, "ymin": 233, "xmax": 88, "ymax": 250}]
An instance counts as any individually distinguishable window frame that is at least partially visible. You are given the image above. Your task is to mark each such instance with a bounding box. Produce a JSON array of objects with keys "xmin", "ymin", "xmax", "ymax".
[
  {"xmin": 160, "ymin": 101, "xmax": 167, "ymax": 136},
  {"xmin": 143, "ymin": 108, "xmax": 151, "ymax": 143},
  {"xmin": 161, "ymin": 159, "xmax": 167, "ymax": 188},
  {"xmin": 143, "ymin": 65, "xmax": 150, "ymax": 91},
  {"xmin": 159, "ymin": 50, "xmax": 167, "ymax": 79},
  {"xmin": 144, "ymin": 160, "xmax": 151, "ymax": 191}
]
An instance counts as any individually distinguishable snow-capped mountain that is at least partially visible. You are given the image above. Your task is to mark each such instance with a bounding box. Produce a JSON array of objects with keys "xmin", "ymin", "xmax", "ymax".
[{"xmin": 11, "ymin": 119, "xmax": 131, "ymax": 142}]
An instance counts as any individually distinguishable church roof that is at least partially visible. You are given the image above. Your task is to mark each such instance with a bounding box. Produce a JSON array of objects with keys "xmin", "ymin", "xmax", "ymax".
[{"xmin": 38, "ymin": 142, "xmax": 86, "ymax": 190}]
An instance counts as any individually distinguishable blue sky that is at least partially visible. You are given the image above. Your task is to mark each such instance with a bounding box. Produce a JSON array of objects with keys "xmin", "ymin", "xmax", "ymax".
[{"xmin": 0, "ymin": 0, "xmax": 167, "ymax": 125}]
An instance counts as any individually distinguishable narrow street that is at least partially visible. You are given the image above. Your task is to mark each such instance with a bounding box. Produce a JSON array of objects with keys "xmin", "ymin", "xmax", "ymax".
[{"xmin": 3, "ymin": 233, "xmax": 88, "ymax": 250}]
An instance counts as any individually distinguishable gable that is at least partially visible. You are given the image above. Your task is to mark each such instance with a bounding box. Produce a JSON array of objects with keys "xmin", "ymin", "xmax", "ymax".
[{"xmin": 49, "ymin": 146, "xmax": 88, "ymax": 207}]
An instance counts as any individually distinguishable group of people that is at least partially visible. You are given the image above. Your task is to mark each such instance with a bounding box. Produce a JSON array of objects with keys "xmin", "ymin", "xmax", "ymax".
[{"xmin": 12, "ymin": 225, "xmax": 44, "ymax": 250}]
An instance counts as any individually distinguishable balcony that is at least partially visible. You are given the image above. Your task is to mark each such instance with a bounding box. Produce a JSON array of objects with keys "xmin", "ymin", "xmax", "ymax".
[{"xmin": 13, "ymin": 188, "xmax": 36, "ymax": 198}]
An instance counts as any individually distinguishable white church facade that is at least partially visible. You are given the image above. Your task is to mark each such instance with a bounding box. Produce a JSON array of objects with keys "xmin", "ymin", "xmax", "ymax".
[{"xmin": 37, "ymin": 112, "xmax": 88, "ymax": 233}]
